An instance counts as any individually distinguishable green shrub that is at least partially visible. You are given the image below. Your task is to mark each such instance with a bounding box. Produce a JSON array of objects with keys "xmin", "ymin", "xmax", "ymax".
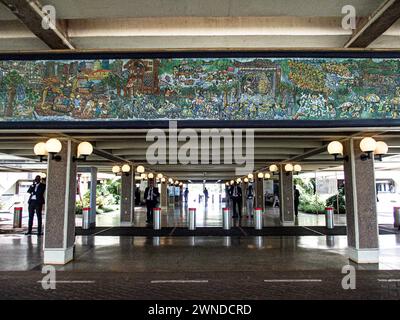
[{"xmin": 326, "ymin": 187, "xmax": 346, "ymax": 214}]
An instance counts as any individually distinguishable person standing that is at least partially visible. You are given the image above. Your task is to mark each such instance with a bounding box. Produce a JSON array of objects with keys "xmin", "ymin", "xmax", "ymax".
[
  {"xmin": 144, "ymin": 180, "xmax": 159, "ymax": 224},
  {"xmin": 184, "ymin": 187, "xmax": 189, "ymax": 203},
  {"xmin": 294, "ymin": 185, "xmax": 300, "ymax": 217},
  {"xmin": 203, "ymin": 187, "xmax": 209, "ymax": 205},
  {"xmin": 229, "ymin": 181, "xmax": 242, "ymax": 219},
  {"xmin": 246, "ymin": 184, "xmax": 254, "ymax": 218},
  {"xmin": 26, "ymin": 175, "xmax": 46, "ymax": 236}
]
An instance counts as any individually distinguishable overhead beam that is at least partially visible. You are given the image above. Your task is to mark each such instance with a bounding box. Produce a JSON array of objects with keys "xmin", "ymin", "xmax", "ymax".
[
  {"xmin": 0, "ymin": 0, "xmax": 74, "ymax": 49},
  {"xmin": 344, "ymin": 0, "xmax": 400, "ymax": 48}
]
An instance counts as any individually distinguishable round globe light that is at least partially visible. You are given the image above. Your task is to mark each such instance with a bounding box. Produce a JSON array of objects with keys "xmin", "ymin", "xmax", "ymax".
[
  {"xmin": 374, "ymin": 141, "xmax": 388, "ymax": 155},
  {"xmin": 236, "ymin": 178, "xmax": 242, "ymax": 183},
  {"xmin": 40, "ymin": 172, "xmax": 47, "ymax": 179},
  {"xmin": 294, "ymin": 164, "xmax": 302, "ymax": 172},
  {"xmin": 327, "ymin": 141, "xmax": 343, "ymax": 155},
  {"xmin": 244, "ymin": 177, "xmax": 249, "ymax": 183},
  {"xmin": 77, "ymin": 141, "xmax": 93, "ymax": 157},
  {"xmin": 112, "ymin": 165, "xmax": 121, "ymax": 174},
  {"xmin": 247, "ymin": 173, "xmax": 253, "ymax": 179},
  {"xmin": 161, "ymin": 177, "xmax": 166, "ymax": 183},
  {"xmin": 157, "ymin": 173, "xmax": 163, "ymax": 179},
  {"xmin": 34, "ymin": 142, "xmax": 48, "ymax": 156},
  {"xmin": 148, "ymin": 172, "xmax": 154, "ymax": 179},
  {"xmin": 46, "ymin": 138, "xmax": 62, "ymax": 154},
  {"xmin": 360, "ymin": 137, "xmax": 377, "ymax": 153},
  {"xmin": 168, "ymin": 178, "xmax": 174, "ymax": 184},
  {"xmin": 285, "ymin": 164, "xmax": 294, "ymax": 172},
  {"xmin": 257, "ymin": 172, "xmax": 264, "ymax": 178},
  {"xmin": 225, "ymin": 182, "xmax": 230, "ymax": 186},
  {"xmin": 141, "ymin": 173, "xmax": 147, "ymax": 179},
  {"xmin": 264, "ymin": 173, "xmax": 271, "ymax": 179},
  {"xmin": 230, "ymin": 180, "xmax": 234, "ymax": 185},
  {"xmin": 121, "ymin": 164, "xmax": 131, "ymax": 173},
  {"xmin": 269, "ymin": 164, "xmax": 278, "ymax": 172},
  {"xmin": 136, "ymin": 165, "xmax": 145, "ymax": 173}
]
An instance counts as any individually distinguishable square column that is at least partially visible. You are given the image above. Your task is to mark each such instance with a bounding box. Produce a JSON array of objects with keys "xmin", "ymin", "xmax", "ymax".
[
  {"xmin": 343, "ymin": 139, "xmax": 379, "ymax": 263},
  {"xmin": 254, "ymin": 174, "xmax": 264, "ymax": 209},
  {"xmin": 89, "ymin": 167, "xmax": 97, "ymax": 228},
  {"xmin": 44, "ymin": 140, "xmax": 77, "ymax": 265},
  {"xmin": 160, "ymin": 180, "xmax": 168, "ymax": 208},
  {"xmin": 279, "ymin": 165, "xmax": 294, "ymax": 225},
  {"xmin": 120, "ymin": 166, "xmax": 135, "ymax": 224}
]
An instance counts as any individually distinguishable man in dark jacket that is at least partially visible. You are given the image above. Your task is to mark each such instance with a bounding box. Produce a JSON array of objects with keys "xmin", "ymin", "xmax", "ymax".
[
  {"xmin": 26, "ymin": 175, "xmax": 46, "ymax": 235},
  {"xmin": 144, "ymin": 179, "xmax": 160, "ymax": 224},
  {"xmin": 229, "ymin": 181, "xmax": 243, "ymax": 219},
  {"xmin": 294, "ymin": 185, "xmax": 300, "ymax": 217}
]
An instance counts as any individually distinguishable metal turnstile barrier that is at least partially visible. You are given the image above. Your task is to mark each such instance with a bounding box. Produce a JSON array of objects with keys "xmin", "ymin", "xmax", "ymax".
[
  {"xmin": 153, "ymin": 208, "xmax": 161, "ymax": 230},
  {"xmin": 188, "ymin": 208, "xmax": 196, "ymax": 230},
  {"xmin": 13, "ymin": 207, "xmax": 23, "ymax": 228},
  {"xmin": 82, "ymin": 207, "xmax": 91, "ymax": 230},
  {"xmin": 325, "ymin": 207, "xmax": 334, "ymax": 229},
  {"xmin": 223, "ymin": 208, "xmax": 231, "ymax": 230},
  {"xmin": 254, "ymin": 207, "xmax": 263, "ymax": 230}
]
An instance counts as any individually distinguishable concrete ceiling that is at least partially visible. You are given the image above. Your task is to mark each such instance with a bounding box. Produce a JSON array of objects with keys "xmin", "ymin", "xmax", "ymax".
[{"xmin": 0, "ymin": 0, "xmax": 399, "ymax": 50}]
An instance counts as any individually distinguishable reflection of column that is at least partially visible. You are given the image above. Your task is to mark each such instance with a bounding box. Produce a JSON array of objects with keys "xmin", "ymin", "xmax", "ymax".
[
  {"xmin": 254, "ymin": 175, "xmax": 264, "ymax": 209},
  {"xmin": 279, "ymin": 165, "xmax": 294, "ymax": 225},
  {"xmin": 44, "ymin": 140, "xmax": 77, "ymax": 264},
  {"xmin": 160, "ymin": 180, "xmax": 167, "ymax": 208},
  {"xmin": 343, "ymin": 139, "xmax": 379, "ymax": 263},
  {"xmin": 89, "ymin": 167, "xmax": 97, "ymax": 228},
  {"xmin": 120, "ymin": 166, "xmax": 134, "ymax": 224}
]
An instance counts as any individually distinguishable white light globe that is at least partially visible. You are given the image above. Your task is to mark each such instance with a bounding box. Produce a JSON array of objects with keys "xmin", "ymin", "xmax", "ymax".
[
  {"xmin": 112, "ymin": 165, "xmax": 120, "ymax": 174},
  {"xmin": 294, "ymin": 164, "xmax": 302, "ymax": 172},
  {"xmin": 161, "ymin": 177, "xmax": 166, "ymax": 182},
  {"xmin": 46, "ymin": 138, "xmax": 62, "ymax": 153},
  {"xmin": 34, "ymin": 142, "xmax": 48, "ymax": 156},
  {"xmin": 247, "ymin": 173, "xmax": 253, "ymax": 179},
  {"xmin": 269, "ymin": 164, "xmax": 278, "ymax": 172},
  {"xmin": 327, "ymin": 141, "xmax": 343, "ymax": 155},
  {"xmin": 264, "ymin": 173, "xmax": 271, "ymax": 179},
  {"xmin": 257, "ymin": 172, "xmax": 264, "ymax": 178},
  {"xmin": 244, "ymin": 177, "xmax": 249, "ymax": 183},
  {"xmin": 141, "ymin": 173, "xmax": 147, "ymax": 179},
  {"xmin": 121, "ymin": 164, "xmax": 131, "ymax": 173},
  {"xmin": 157, "ymin": 173, "xmax": 163, "ymax": 179},
  {"xmin": 77, "ymin": 141, "xmax": 93, "ymax": 157},
  {"xmin": 148, "ymin": 172, "xmax": 154, "ymax": 179},
  {"xmin": 360, "ymin": 137, "xmax": 377, "ymax": 153},
  {"xmin": 374, "ymin": 141, "xmax": 388, "ymax": 155},
  {"xmin": 136, "ymin": 165, "xmax": 145, "ymax": 173},
  {"xmin": 285, "ymin": 164, "xmax": 294, "ymax": 172}
]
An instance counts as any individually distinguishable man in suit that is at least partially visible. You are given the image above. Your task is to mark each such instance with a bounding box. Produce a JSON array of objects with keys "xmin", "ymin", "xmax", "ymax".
[
  {"xmin": 26, "ymin": 175, "xmax": 46, "ymax": 236},
  {"xmin": 229, "ymin": 181, "xmax": 243, "ymax": 219},
  {"xmin": 294, "ymin": 185, "xmax": 300, "ymax": 217},
  {"xmin": 144, "ymin": 179, "xmax": 160, "ymax": 224}
]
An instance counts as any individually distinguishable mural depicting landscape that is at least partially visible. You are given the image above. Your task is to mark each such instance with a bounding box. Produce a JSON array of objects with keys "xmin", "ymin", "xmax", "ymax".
[{"xmin": 1, "ymin": 57, "xmax": 400, "ymax": 121}]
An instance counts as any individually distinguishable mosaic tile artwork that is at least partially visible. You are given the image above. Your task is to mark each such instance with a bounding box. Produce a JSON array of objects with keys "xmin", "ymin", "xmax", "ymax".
[{"xmin": 1, "ymin": 57, "xmax": 400, "ymax": 121}]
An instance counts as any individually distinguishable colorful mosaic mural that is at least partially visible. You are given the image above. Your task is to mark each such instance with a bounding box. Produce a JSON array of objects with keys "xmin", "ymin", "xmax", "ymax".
[{"xmin": 1, "ymin": 57, "xmax": 400, "ymax": 121}]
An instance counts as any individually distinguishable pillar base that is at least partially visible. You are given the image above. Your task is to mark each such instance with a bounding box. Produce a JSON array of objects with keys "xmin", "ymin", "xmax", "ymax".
[
  {"xmin": 43, "ymin": 247, "xmax": 74, "ymax": 265},
  {"xmin": 281, "ymin": 221, "xmax": 295, "ymax": 226},
  {"xmin": 348, "ymin": 247, "xmax": 379, "ymax": 263}
]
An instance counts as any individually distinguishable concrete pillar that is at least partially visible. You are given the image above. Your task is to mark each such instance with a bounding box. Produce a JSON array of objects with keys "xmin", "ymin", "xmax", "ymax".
[
  {"xmin": 120, "ymin": 166, "xmax": 135, "ymax": 224},
  {"xmin": 160, "ymin": 180, "xmax": 168, "ymax": 208},
  {"xmin": 343, "ymin": 139, "xmax": 379, "ymax": 263},
  {"xmin": 254, "ymin": 174, "xmax": 264, "ymax": 209},
  {"xmin": 89, "ymin": 167, "xmax": 97, "ymax": 228},
  {"xmin": 44, "ymin": 140, "xmax": 77, "ymax": 265},
  {"xmin": 279, "ymin": 165, "xmax": 294, "ymax": 225}
]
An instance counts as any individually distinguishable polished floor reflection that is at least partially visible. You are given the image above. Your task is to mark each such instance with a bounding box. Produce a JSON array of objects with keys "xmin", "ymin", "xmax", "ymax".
[{"xmin": 0, "ymin": 232, "xmax": 399, "ymax": 273}]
